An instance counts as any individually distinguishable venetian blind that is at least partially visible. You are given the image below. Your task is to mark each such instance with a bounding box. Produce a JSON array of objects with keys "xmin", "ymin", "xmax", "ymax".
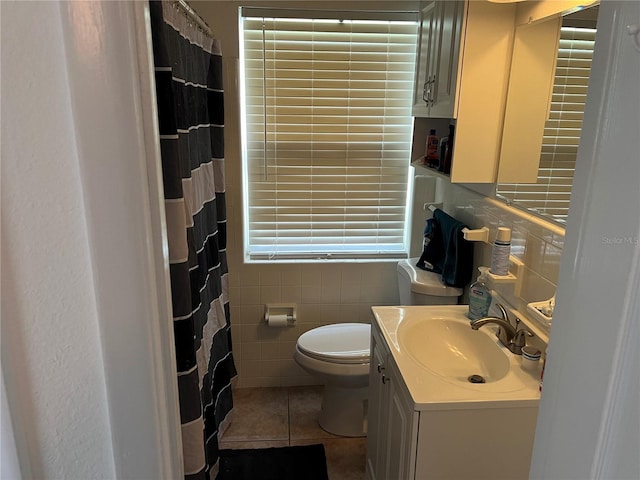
[
  {"xmin": 497, "ymin": 26, "xmax": 596, "ymax": 224},
  {"xmin": 240, "ymin": 10, "xmax": 418, "ymax": 259}
]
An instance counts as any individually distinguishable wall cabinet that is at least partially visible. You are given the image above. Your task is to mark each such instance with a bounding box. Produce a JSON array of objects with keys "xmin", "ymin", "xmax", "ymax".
[
  {"xmin": 412, "ymin": 1, "xmax": 464, "ymax": 119},
  {"xmin": 411, "ymin": 1, "xmax": 517, "ymax": 183},
  {"xmin": 366, "ymin": 318, "xmax": 538, "ymax": 480}
]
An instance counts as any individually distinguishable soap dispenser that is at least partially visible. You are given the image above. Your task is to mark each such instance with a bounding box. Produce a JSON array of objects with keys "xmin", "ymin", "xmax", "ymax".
[{"xmin": 468, "ymin": 267, "xmax": 492, "ymax": 321}]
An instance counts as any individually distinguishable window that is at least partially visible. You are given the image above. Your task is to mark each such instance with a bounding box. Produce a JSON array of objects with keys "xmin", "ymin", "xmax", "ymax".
[
  {"xmin": 497, "ymin": 25, "xmax": 597, "ymax": 224},
  {"xmin": 240, "ymin": 8, "xmax": 418, "ymax": 260}
]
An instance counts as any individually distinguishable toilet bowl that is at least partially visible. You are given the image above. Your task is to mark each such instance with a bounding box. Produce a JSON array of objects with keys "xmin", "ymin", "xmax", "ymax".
[
  {"xmin": 293, "ymin": 259, "xmax": 462, "ymax": 437},
  {"xmin": 294, "ymin": 323, "xmax": 371, "ymax": 437}
]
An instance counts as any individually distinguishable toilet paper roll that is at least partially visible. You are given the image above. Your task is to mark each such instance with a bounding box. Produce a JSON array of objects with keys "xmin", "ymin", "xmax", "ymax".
[{"xmin": 267, "ymin": 314, "xmax": 289, "ymax": 327}]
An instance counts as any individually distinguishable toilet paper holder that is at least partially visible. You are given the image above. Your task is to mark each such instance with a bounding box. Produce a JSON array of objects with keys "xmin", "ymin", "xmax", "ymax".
[{"xmin": 264, "ymin": 303, "xmax": 297, "ymax": 326}]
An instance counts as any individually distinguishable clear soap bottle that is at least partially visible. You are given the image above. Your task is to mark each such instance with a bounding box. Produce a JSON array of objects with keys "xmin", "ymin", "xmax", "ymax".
[{"xmin": 468, "ymin": 267, "xmax": 492, "ymax": 321}]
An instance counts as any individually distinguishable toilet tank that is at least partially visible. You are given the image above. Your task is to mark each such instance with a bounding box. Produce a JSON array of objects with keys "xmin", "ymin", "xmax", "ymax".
[{"xmin": 397, "ymin": 259, "xmax": 462, "ymax": 305}]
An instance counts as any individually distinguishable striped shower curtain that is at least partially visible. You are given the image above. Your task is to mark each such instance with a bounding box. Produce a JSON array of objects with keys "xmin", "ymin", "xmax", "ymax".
[{"xmin": 149, "ymin": 2, "xmax": 237, "ymax": 479}]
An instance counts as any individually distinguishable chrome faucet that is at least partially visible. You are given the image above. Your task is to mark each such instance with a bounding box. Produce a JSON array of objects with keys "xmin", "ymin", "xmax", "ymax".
[{"xmin": 470, "ymin": 304, "xmax": 528, "ymax": 355}]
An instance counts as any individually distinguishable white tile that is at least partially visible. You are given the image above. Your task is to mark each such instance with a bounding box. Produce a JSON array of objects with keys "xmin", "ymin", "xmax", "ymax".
[
  {"xmin": 236, "ymin": 264, "xmax": 260, "ymax": 286},
  {"xmin": 255, "ymin": 323, "xmax": 284, "ymax": 342},
  {"xmin": 320, "ymin": 283, "xmax": 341, "ymax": 303},
  {"xmin": 229, "ymin": 286, "xmax": 241, "ymax": 304},
  {"xmin": 340, "ymin": 266, "xmax": 362, "ymax": 285},
  {"xmin": 340, "ymin": 304, "xmax": 362, "ymax": 323},
  {"xmin": 301, "ymin": 269, "xmax": 321, "ymax": 287},
  {"xmin": 359, "ymin": 264, "xmax": 382, "ymax": 285},
  {"xmin": 242, "ymin": 359, "xmax": 262, "ymax": 378},
  {"xmin": 259, "ymin": 269, "xmax": 281, "ymax": 286},
  {"xmin": 260, "ymin": 342, "xmax": 281, "ymax": 360},
  {"xmin": 279, "ymin": 359, "xmax": 305, "ymax": 377},
  {"xmin": 240, "ymin": 286, "xmax": 261, "ymax": 305},
  {"xmin": 321, "ymin": 304, "xmax": 342, "ymax": 323},
  {"xmin": 280, "ymin": 325, "xmax": 305, "ymax": 342},
  {"xmin": 340, "ymin": 283, "xmax": 360, "ymax": 303},
  {"xmin": 281, "ymin": 285, "xmax": 302, "ymax": 305},
  {"xmin": 260, "ymin": 360, "xmax": 286, "ymax": 377},
  {"xmin": 239, "ymin": 305, "xmax": 262, "ymax": 325},
  {"xmin": 260, "ymin": 285, "xmax": 281, "ymax": 304},
  {"xmin": 297, "ymin": 304, "xmax": 322, "ymax": 324},
  {"xmin": 300, "ymin": 286, "xmax": 321, "ymax": 304},
  {"xmin": 280, "ymin": 266, "xmax": 302, "ymax": 286},
  {"xmin": 278, "ymin": 341, "xmax": 296, "ymax": 360},
  {"xmin": 360, "ymin": 282, "xmax": 387, "ymax": 303},
  {"xmin": 241, "ymin": 342, "xmax": 261, "ymax": 361},
  {"xmin": 541, "ymin": 243, "xmax": 563, "ymax": 283},
  {"xmin": 240, "ymin": 324, "xmax": 260, "ymax": 342},
  {"xmin": 321, "ymin": 268, "xmax": 342, "ymax": 287},
  {"xmin": 521, "ymin": 267, "xmax": 557, "ymax": 303},
  {"xmin": 523, "ymin": 234, "xmax": 546, "ymax": 275}
]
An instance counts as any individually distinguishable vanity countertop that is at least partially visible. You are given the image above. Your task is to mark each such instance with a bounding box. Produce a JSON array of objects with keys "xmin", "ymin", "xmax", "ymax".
[{"xmin": 371, "ymin": 305, "xmax": 541, "ymax": 411}]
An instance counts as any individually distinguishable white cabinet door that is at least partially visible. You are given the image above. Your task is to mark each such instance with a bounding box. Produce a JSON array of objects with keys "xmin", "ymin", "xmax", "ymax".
[
  {"xmin": 365, "ymin": 327, "xmax": 391, "ymax": 480},
  {"xmin": 367, "ymin": 323, "xmax": 420, "ymax": 480},
  {"xmin": 384, "ymin": 360, "xmax": 419, "ymax": 480},
  {"xmin": 429, "ymin": 1, "xmax": 464, "ymax": 119},
  {"xmin": 412, "ymin": 2, "xmax": 438, "ymax": 117}
]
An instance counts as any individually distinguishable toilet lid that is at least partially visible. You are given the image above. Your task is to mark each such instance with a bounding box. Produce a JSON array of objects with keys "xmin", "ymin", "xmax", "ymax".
[{"xmin": 297, "ymin": 323, "xmax": 371, "ymax": 364}]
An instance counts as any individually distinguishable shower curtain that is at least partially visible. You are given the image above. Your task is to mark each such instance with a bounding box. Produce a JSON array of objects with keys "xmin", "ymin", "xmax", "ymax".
[{"xmin": 149, "ymin": 2, "xmax": 237, "ymax": 479}]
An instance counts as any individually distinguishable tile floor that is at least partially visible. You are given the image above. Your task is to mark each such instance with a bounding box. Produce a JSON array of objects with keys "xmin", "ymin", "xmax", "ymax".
[{"xmin": 220, "ymin": 386, "xmax": 367, "ymax": 480}]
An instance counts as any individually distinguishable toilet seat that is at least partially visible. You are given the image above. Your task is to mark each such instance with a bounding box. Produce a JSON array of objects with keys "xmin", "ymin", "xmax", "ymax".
[{"xmin": 297, "ymin": 323, "xmax": 370, "ymax": 364}]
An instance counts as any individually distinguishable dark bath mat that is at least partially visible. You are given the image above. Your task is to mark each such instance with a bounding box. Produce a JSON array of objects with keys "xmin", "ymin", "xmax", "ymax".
[{"xmin": 217, "ymin": 444, "xmax": 329, "ymax": 480}]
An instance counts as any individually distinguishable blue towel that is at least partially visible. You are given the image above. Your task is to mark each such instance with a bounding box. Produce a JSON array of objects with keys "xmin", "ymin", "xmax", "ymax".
[
  {"xmin": 416, "ymin": 217, "xmax": 443, "ymax": 272},
  {"xmin": 416, "ymin": 209, "xmax": 474, "ymax": 288}
]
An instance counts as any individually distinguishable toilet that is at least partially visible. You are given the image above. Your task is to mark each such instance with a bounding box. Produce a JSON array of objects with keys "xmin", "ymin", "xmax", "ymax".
[
  {"xmin": 294, "ymin": 323, "xmax": 371, "ymax": 437},
  {"xmin": 396, "ymin": 258, "xmax": 463, "ymax": 305},
  {"xmin": 293, "ymin": 258, "xmax": 462, "ymax": 437}
]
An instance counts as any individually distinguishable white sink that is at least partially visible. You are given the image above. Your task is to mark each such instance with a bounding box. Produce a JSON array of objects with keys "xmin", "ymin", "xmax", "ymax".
[
  {"xmin": 399, "ymin": 317, "xmax": 510, "ymax": 383},
  {"xmin": 371, "ymin": 305, "xmax": 541, "ymax": 408}
]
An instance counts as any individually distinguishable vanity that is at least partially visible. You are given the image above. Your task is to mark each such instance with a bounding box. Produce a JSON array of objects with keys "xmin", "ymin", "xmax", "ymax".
[{"xmin": 365, "ymin": 306, "xmax": 540, "ymax": 480}]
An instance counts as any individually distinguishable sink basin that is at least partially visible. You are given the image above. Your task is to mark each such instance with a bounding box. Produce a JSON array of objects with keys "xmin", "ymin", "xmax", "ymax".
[
  {"xmin": 372, "ymin": 305, "xmax": 541, "ymax": 405},
  {"xmin": 399, "ymin": 317, "xmax": 510, "ymax": 383}
]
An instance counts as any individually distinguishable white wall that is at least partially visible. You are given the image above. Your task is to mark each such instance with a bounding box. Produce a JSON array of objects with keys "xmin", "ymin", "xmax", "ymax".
[
  {"xmin": 1, "ymin": 2, "xmax": 183, "ymax": 478},
  {"xmin": 1, "ymin": 2, "xmax": 115, "ymax": 477},
  {"xmin": 530, "ymin": 1, "xmax": 640, "ymax": 477}
]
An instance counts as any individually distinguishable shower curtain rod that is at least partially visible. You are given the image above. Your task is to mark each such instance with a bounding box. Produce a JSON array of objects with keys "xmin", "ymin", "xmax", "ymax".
[{"xmin": 174, "ymin": 0, "xmax": 214, "ymax": 37}]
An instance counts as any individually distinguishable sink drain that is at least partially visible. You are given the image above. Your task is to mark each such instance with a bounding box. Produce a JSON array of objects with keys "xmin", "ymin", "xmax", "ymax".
[{"xmin": 467, "ymin": 374, "xmax": 486, "ymax": 384}]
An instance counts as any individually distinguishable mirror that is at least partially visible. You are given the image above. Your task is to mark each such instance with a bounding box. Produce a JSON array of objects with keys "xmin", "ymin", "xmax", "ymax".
[{"xmin": 495, "ymin": 4, "xmax": 599, "ymax": 225}]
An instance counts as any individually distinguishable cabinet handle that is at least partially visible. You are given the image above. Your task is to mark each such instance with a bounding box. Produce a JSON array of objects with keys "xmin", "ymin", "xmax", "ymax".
[
  {"xmin": 382, "ymin": 374, "xmax": 390, "ymax": 385},
  {"xmin": 377, "ymin": 363, "xmax": 385, "ymax": 374},
  {"xmin": 430, "ymin": 74, "xmax": 437, "ymax": 103},
  {"xmin": 422, "ymin": 82, "xmax": 430, "ymax": 103}
]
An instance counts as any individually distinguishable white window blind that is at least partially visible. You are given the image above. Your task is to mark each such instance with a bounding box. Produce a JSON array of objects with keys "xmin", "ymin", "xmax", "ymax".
[
  {"xmin": 497, "ymin": 26, "xmax": 596, "ymax": 224},
  {"xmin": 240, "ymin": 10, "xmax": 418, "ymax": 260}
]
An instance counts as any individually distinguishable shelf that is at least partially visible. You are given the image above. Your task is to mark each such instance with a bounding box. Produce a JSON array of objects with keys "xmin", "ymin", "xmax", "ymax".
[{"xmin": 411, "ymin": 160, "xmax": 451, "ymax": 181}]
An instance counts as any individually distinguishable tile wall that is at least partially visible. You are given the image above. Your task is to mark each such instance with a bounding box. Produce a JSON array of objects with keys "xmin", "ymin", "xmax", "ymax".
[
  {"xmin": 226, "ymin": 173, "xmax": 565, "ymax": 387},
  {"xmin": 227, "ymin": 262, "xmax": 400, "ymax": 387},
  {"xmin": 437, "ymin": 177, "xmax": 565, "ymax": 321}
]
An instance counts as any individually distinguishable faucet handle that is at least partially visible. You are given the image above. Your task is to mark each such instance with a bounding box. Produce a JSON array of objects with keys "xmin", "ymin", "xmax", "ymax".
[{"xmin": 512, "ymin": 322, "xmax": 534, "ymax": 354}]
